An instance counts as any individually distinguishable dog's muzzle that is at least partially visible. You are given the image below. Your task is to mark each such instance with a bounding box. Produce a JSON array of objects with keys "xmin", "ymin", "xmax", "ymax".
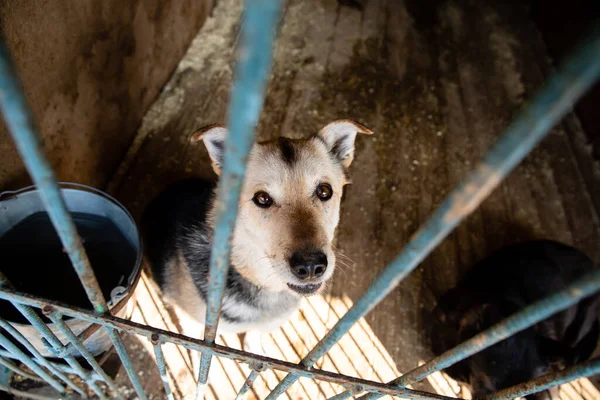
[{"xmin": 287, "ymin": 250, "xmax": 328, "ymax": 295}]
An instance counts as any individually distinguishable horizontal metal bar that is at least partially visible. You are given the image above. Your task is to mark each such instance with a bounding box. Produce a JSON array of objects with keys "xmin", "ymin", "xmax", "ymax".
[
  {"xmin": 196, "ymin": 0, "xmax": 284, "ymax": 398},
  {"xmin": 0, "ymin": 332, "xmax": 64, "ymax": 393},
  {"xmin": 358, "ymin": 269, "xmax": 600, "ymax": 399},
  {"xmin": 0, "ymin": 317, "xmax": 89, "ymax": 397},
  {"xmin": 0, "ymin": 289, "xmax": 452, "ymax": 400},
  {"xmin": 266, "ymin": 24, "xmax": 600, "ymax": 399},
  {"xmin": 47, "ymin": 311, "xmax": 123, "ymax": 400},
  {"xmin": 482, "ymin": 357, "xmax": 600, "ymax": 400},
  {"xmin": 0, "ymin": 40, "xmax": 107, "ymax": 314},
  {"xmin": 107, "ymin": 328, "xmax": 148, "ymax": 400},
  {"xmin": 150, "ymin": 334, "xmax": 174, "ymax": 400}
]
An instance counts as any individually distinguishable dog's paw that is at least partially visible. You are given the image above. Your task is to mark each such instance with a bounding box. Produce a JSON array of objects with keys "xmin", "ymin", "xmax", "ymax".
[{"xmin": 243, "ymin": 331, "xmax": 266, "ymax": 356}]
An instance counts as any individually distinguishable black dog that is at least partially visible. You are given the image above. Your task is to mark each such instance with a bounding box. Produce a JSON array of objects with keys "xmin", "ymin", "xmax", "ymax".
[{"xmin": 431, "ymin": 240, "xmax": 600, "ymax": 399}]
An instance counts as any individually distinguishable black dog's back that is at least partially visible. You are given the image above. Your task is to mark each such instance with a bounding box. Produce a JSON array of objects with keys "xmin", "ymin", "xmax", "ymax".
[
  {"xmin": 141, "ymin": 179, "xmax": 216, "ymax": 287},
  {"xmin": 431, "ymin": 240, "xmax": 600, "ymax": 398}
]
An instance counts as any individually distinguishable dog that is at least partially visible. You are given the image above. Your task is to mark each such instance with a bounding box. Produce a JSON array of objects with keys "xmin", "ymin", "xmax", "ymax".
[
  {"xmin": 141, "ymin": 120, "xmax": 372, "ymax": 353},
  {"xmin": 431, "ymin": 240, "xmax": 600, "ymax": 400}
]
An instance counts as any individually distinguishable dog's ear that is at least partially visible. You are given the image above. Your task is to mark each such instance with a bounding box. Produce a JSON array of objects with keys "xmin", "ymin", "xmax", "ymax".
[
  {"xmin": 190, "ymin": 125, "xmax": 227, "ymax": 175},
  {"xmin": 318, "ymin": 119, "xmax": 373, "ymax": 168}
]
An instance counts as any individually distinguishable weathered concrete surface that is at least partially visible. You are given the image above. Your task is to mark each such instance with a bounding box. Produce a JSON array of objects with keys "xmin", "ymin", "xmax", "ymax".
[{"xmin": 0, "ymin": 0, "xmax": 215, "ymax": 190}]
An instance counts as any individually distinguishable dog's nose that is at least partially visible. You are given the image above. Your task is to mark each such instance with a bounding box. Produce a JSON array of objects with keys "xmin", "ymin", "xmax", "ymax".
[{"xmin": 289, "ymin": 251, "xmax": 328, "ymax": 280}]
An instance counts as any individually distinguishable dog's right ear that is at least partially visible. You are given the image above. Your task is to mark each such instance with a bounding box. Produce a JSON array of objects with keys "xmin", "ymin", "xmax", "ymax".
[{"xmin": 190, "ymin": 125, "xmax": 227, "ymax": 175}]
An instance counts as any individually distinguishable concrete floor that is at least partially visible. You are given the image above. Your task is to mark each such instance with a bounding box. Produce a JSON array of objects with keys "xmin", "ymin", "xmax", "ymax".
[{"xmin": 106, "ymin": 0, "xmax": 600, "ymax": 398}]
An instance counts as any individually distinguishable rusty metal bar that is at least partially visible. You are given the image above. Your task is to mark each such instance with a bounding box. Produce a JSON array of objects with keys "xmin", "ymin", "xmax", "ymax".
[
  {"xmin": 195, "ymin": 0, "xmax": 283, "ymax": 398},
  {"xmin": 482, "ymin": 357, "xmax": 600, "ymax": 400},
  {"xmin": 234, "ymin": 369, "xmax": 260, "ymax": 400},
  {"xmin": 266, "ymin": 24, "xmax": 600, "ymax": 399},
  {"xmin": 0, "ymin": 287, "xmax": 455, "ymax": 400},
  {"xmin": 150, "ymin": 334, "xmax": 174, "ymax": 400},
  {"xmin": 107, "ymin": 328, "xmax": 148, "ymax": 400},
  {"xmin": 46, "ymin": 310, "xmax": 124, "ymax": 400},
  {"xmin": 357, "ymin": 269, "xmax": 600, "ymax": 399},
  {"xmin": 235, "ymin": 361, "xmax": 266, "ymax": 400},
  {"xmin": 0, "ymin": 272, "xmax": 111, "ymax": 397},
  {"xmin": 0, "ymin": 41, "xmax": 107, "ymax": 315},
  {"xmin": 0, "ymin": 317, "xmax": 91, "ymax": 398},
  {"xmin": 0, "ymin": 332, "xmax": 65, "ymax": 393}
]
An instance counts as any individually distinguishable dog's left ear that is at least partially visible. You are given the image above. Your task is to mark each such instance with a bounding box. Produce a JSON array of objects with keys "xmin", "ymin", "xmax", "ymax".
[
  {"xmin": 190, "ymin": 124, "xmax": 228, "ymax": 175},
  {"xmin": 318, "ymin": 119, "xmax": 373, "ymax": 168}
]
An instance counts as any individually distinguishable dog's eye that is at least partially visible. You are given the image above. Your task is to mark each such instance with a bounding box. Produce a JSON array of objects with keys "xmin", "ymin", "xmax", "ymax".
[
  {"xmin": 253, "ymin": 191, "xmax": 273, "ymax": 208},
  {"xmin": 316, "ymin": 183, "xmax": 333, "ymax": 201}
]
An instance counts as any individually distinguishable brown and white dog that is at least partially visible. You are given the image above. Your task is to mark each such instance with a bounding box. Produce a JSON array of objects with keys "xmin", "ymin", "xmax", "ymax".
[{"xmin": 141, "ymin": 120, "xmax": 371, "ymax": 353}]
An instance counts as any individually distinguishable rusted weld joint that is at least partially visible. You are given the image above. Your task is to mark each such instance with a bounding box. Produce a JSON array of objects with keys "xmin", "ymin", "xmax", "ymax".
[
  {"xmin": 150, "ymin": 333, "xmax": 163, "ymax": 346},
  {"xmin": 346, "ymin": 384, "xmax": 364, "ymax": 396},
  {"xmin": 250, "ymin": 361, "xmax": 267, "ymax": 372}
]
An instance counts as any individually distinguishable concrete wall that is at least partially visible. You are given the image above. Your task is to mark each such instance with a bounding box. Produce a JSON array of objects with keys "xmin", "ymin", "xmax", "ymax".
[{"xmin": 0, "ymin": 0, "xmax": 215, "ymax": 190}]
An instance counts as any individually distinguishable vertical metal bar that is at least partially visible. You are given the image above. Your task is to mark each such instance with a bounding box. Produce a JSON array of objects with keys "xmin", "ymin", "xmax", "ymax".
[
  {"xmin": 150, "ymin": 334, "xmax": 174, "ymax": 400},
  {"xmin": 266, "ymin": 25, "xmax": 600, "ymax": 399},
  {"xmin": 107, "ymin": 328, "xmax": 148, "ymax": 400},
  {"xmin": 358, "ymin": 270, "xmax": 600, "ymax": 400},
  {"xmin": 196, "ymin": 0, "xmax": 283, "ymax": 398},
  {"xmin": 0, "ymin": 332, "xmax": 65, "ymax": 393},
  {"xmin": 47, "ymin": 310, "xmax": 124, "ymax": 400},
  {"xmin": 483, "ymin": 357, "xmax": 600, "ymax": 400},
  {"xmin": 0, "ymin": 356, "xmax": 44, "ymax": 382},
  {"xmin": 235, "ymin": 362, "xmax": 265, "ymax": 400},
  {"xmin": 0, "ymin": 317, "xmax": 91, "ymax": 398},
  {"xmin": 0, "ymin": 40, "xmax": 107, "ymax": 314},
  {"xmin": 235, "ymin": 370, "xmax": 259, "ymax": 400}
]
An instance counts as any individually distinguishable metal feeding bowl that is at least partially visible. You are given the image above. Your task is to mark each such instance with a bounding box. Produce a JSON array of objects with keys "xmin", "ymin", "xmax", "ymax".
[{"xmin": 0, "ymin": 183, "xmax": 142, "ymax": 358}]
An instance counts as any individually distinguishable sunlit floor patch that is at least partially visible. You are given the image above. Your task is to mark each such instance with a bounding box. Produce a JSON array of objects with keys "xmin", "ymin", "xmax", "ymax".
[{"xmin": 118, "ymin": 271, "xmax": 599, "ymax": 400}]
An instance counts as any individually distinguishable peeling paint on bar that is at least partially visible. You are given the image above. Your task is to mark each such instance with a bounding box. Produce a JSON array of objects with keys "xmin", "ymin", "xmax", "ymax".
[
  {"xmin": 0, "ymin": 289, "xmax": 453, "ymax": 400},
  {"xmin": 151, "ymin": 333, "xmax": 174, "ymax": 400},
  {"xmin": 107, "ymin": 328, "xmax": 148, "ymax": 400},
  {"xmin": 0, "ymin": 317, "xmax": 91, "ymax": 398},
  {"xmin": 266, "ymin": 25, "xmax": 600, "ymax": 399},
  {"xmin": 47, "ymin": 310, "xmax": 124, "ymax": 400},
  {"xmin": 483, "ymin": 357, "xmax": 600, "ymax": 400},
  {"xmin": 358, "ymin": 270, "xmax": 600, "ymax": 400},
  {"xmin": 0, "ymin": 272, "xmax": 111, "ymax": 396},
  {"xmin": 0, "ymin": 332, "xmax": 65, "ymax": 394},
  {"xmin": 0, "ymin": 42, "xmax": 107, "ymax": 315},
  {"xmin": 234, "ymin": 369, "xmax": 260, "ymax": 400},
  {"xmin": 0, "ymin": 4, "xmax": 599, "ymax": 400},
  {"xmin": 195, "ymin": 0, "xmax": 284, "ymax": 398}
]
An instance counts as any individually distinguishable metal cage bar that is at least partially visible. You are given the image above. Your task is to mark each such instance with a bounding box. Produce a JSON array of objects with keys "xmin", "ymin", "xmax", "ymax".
[
  {"xmin": 0, "ymin": 2, "xmax": 599, "ymax": 399},
  {"xmin": 150, "ymin": 334, "xmax": 175, "ymax": 400},
  {"xmin": 0, "ymin": 41, "xmax": 107, "ymax": 316},
  {"xmin": 0, "ymin": 37, "xmax": 150, "ymax": 400},
  {"xmin": 356, "ymin": 269, "xmax": 600, "ymax": 400},
  {"xmin": 0, "ymin": 290, "xmax": 457, "ymax": 399},
  {"xmin": 47, "ymin": 311, "xmax": 124, "ymax": 399},
  {"xmin": 234, "ymin": 369, "xmax": 260, "ymax": 400},
  {"xmin": 195, "ymin": 1, "xmax": 283, "ymax": 399},
  {"xmin": 0, "ymin": 317, "xmax": 92, "ymax": 398},
  {"xmin": 266, "ymin": 24, "xmax": 600, "ymax": 399}
]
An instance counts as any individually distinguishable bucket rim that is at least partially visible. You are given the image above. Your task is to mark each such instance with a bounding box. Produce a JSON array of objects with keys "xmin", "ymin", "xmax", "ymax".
[{"xmin": 0, "ymin": 182, "xmax": 143, "ymax": 324}]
